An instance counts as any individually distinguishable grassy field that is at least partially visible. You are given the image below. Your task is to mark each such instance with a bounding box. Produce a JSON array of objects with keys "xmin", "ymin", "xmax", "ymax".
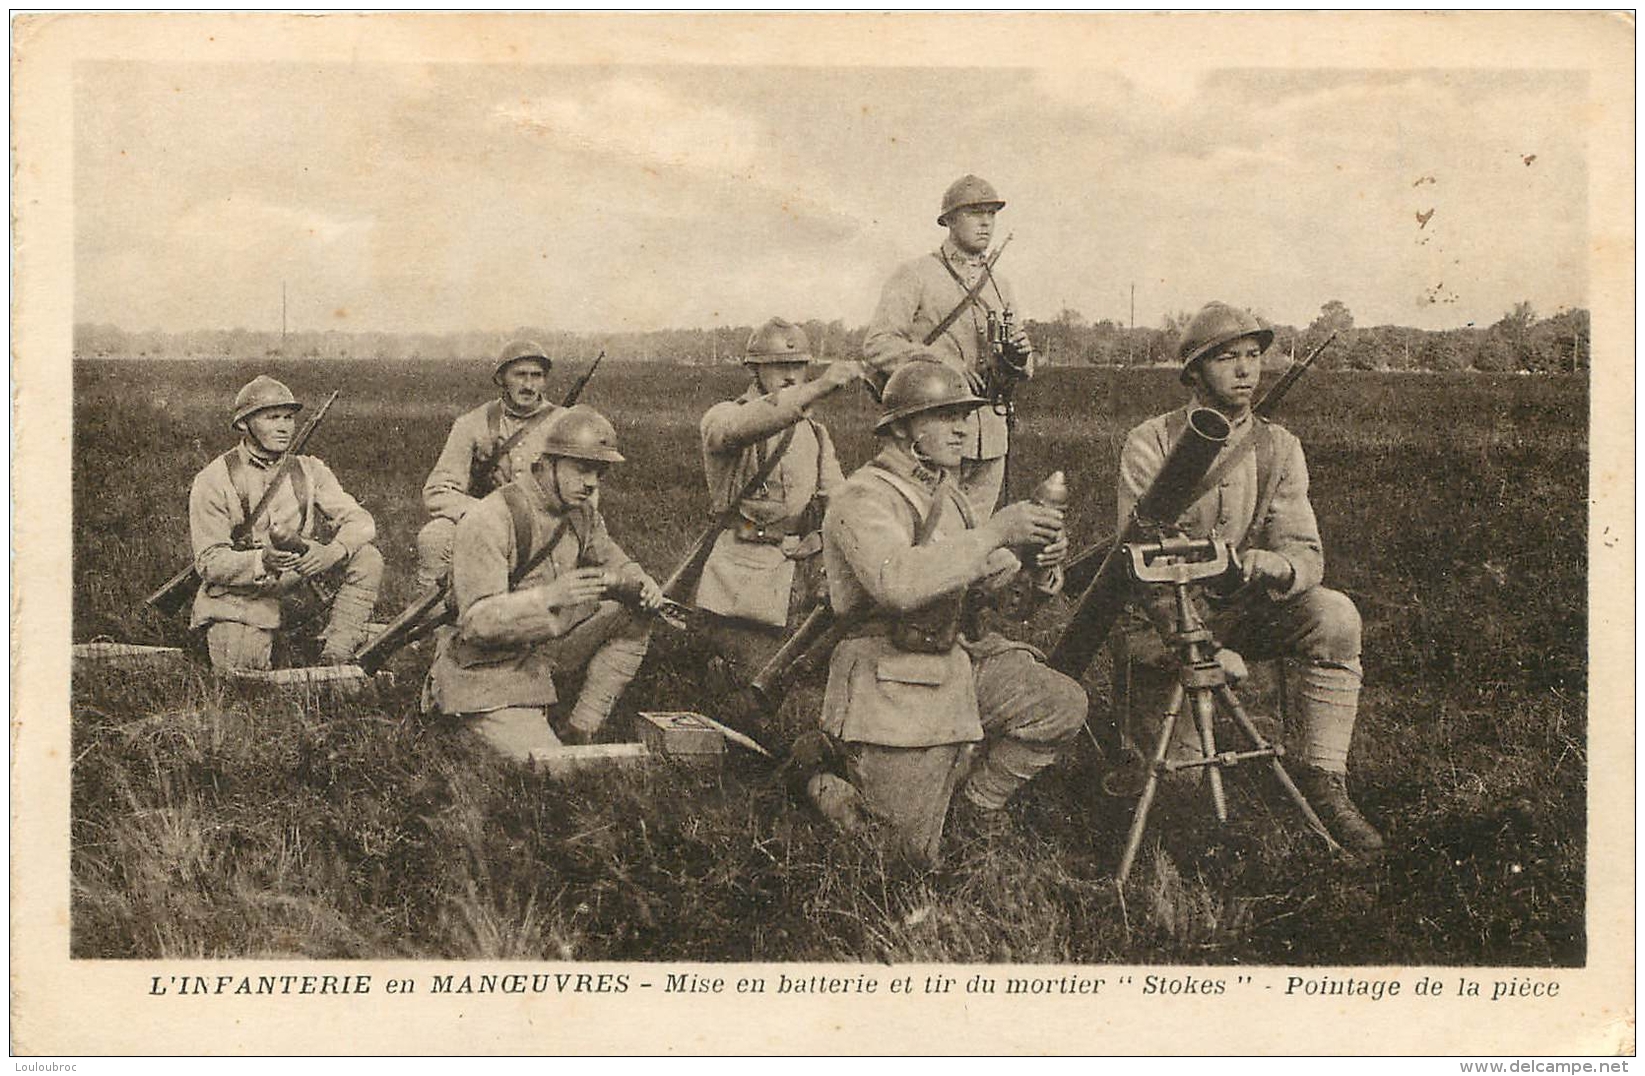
[{"xmin": 72, "ymin": 359, "xmax": 1588, "ymax": 964}]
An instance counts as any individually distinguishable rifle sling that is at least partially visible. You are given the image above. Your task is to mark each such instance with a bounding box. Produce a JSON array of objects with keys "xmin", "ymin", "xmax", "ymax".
[
  {"xmin": 501, "ymin": 484, "xmax": 585, "ymax": 587},
  {"xmin": 923, "ymin": 250, "xmax": 999, "ymax": 348},
  {"xmin": 226, "ymin": 448, "xmax": 309, "ymax": 541}
]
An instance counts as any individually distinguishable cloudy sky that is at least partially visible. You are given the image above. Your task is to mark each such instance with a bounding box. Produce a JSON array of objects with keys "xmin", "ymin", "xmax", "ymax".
[{"xmin": 75, "ymin": 58, "xmax": 1590, "ymax": 335}]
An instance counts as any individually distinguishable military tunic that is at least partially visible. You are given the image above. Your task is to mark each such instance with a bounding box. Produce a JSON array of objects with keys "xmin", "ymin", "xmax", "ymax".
[
  {"xmin": 863, "ymin": 238, "xmax": 1032, "ymax": 466},
  {"xmin": 695, "ymin": 385, "xmax": 844, "ymax": 632},
  {"xmin": 426, "ymin": 467, "xmax": 646, "ymax": 717},
  {"xmin": 189, "ymin": 443, "xmax": 378, "ymax": 631},
  {"xmin": 1117, "ymin": 404, "xmax": 1363, "ymax": 773},
  {"xmin": 416, "ymin": 398, "xmax": 562, "ymax": 590},
  {"xmin": 820, "ymin": 444, "xmax": 1086, "ymax": 864}
]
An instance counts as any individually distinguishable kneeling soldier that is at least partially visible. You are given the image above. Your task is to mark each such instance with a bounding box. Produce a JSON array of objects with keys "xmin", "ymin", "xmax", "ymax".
[
  {"xmin": 416, "ymin": 340, "xmax": 561, "ymax": 592},
  {"xmin": 189, "ymin": 375, "xmax": 382, "ymax": 670},
  {"xmin": 1117, "ymin": 301, "xmax": 1383, "ymax": 852},
  {"xmin": 817, "ymin": 358, "xmax": 1087, "ymax": 867},
  {"xmin": 693, "ymin": 318, "xmax": 854, "ymax": 676},
  {"xmin": 424, "ymin": 406, "xmax": 663, "ymax": 761}
]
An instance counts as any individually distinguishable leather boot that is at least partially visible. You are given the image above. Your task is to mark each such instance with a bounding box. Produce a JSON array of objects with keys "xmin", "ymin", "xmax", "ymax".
[{"xmin": 1295, "ymin": 765, "xmax": 1385, "ymax": 853}]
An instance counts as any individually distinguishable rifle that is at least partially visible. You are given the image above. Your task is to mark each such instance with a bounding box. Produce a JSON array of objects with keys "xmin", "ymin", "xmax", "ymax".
[
  {"xmin": 469, "ymin": 350, "xmax": 607, "ymax": 497},
  {"xmin": 354, "ymin": 352, "xmax": 608, "ymax": 673},
  {"xmin": 658, "ymin": 423, "xmax": 799, "ymax": 605},
  {"xmin": 1062, "ymin": 332, "xmax": 1337, "ymax": 596},
  {"xmin": 144, "ymin": 391, "xmax": 340, "ymax": 618}
]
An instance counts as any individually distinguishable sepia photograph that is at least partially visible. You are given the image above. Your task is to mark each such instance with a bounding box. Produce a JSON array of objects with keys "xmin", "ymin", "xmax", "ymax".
[{"xmin": 13, "ymin": 10, "xmax": 1634, "ymax": 1056}]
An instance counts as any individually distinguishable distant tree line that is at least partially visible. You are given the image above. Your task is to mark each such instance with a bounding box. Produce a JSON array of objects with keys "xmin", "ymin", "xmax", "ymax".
[{"xmin": 74, "ymin": 301, "xmax": 1588, "ymax": 374}]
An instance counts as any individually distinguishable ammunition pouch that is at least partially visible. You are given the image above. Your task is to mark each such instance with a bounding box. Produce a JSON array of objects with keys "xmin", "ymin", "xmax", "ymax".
[
  {"xmin": 468, "ymin": 452, "xmax": 501, "ymax": 499},
  {"xmin": 890, "ymin": 591, "xmax": 967, "ymax": 654}
]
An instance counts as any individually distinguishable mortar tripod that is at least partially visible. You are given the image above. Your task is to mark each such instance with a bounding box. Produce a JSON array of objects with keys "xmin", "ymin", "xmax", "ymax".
[{"xmin": 1114, "ymin": 537, "xmax": 1342, "ymax": 886}]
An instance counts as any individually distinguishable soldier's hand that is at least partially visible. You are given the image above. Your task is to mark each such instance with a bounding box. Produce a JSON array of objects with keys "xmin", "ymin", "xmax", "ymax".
[
  {"xmin": 1215, "ymin": 647, "xmax": 1249, "ymax": 683},
  {"xmin": 629, "ymin": 571, "xmax": 665, "ymax": 613},
  {"xmin": 543, "ymin": 567, "xmax": 609, "ymax": 609},
  {"xmin": 1008, "ymin": 324, "xmax": 1034, "ymax": 362},
  {"xmin": 1241, "ymin": 549, "xmax": 1295, "ymax": 590},
  {"xmin": 260, "ymin": 547, "xmax": 300, "ymax": 576},
  {"xmin": 1035, "ymin": 531, "xmax": 1069, "ymax": 569},
  {"xmin": 294, "ymin": 540, "xmax": 347, "ymax": 578},
  {"xmin": 988, "ymin": 501, "xmax": 1064, "ymax": 550},
  {"xmin": 818, "ymin": 360, "xmax": 865, "ymax": 393}
]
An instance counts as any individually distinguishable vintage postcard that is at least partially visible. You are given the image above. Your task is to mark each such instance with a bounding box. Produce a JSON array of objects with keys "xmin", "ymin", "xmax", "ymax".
[{"xmin": 12, "ymin": 11, "xmax": 1634, "ymax": 1056}]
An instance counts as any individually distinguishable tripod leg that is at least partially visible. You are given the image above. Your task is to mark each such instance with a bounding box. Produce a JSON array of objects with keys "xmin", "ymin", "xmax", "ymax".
[
  {"xmin": 1117, "ymin": 683, "xmax": 1185, "ymax": 886},
  {"xmin": 1215, "ymin": 684, "xmax": 1343, "ymax": 854},
  {"xmin": 1193, "ymin": 687, "xmax": 1227, "ymax": 822}
]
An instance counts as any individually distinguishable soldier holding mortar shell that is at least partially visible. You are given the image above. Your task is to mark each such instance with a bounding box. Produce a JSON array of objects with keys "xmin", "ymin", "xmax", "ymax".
[{"xmin": 809, "ymin": 357, "xmax": 1087, "ymax": 868}]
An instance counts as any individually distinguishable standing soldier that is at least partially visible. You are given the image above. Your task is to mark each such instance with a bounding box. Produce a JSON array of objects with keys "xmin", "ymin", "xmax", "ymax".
[
  {"xmin": 692, "ymin": 318, "xmax": 856, "ymax": 677},
  {"xmin": 416, "ymin": 340, "xmax": 562, "ymax": 592},
  {"xmin": 864, "ymin": 174, "xmax": 1035, "ymax": 516},
  {"xmin": 188, "ymin": 375, "xmax": 381, "ymax": 670},
  {"xmin": 424, "ymin": 406, "xmax": 663, "ymax": 760},
  {"xmin": 814, "ymin": 358, "xmax": 1087, "ymax": 867},
  {"xmin": 1115, "ymin": 301, "xmax": 1383, "ymax": 852}
]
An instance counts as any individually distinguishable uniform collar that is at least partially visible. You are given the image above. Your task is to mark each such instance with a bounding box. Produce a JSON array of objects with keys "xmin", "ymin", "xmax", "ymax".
[
  {"xmin": 873, "ymin": 442, "xmax": 948, "ymax": 492},
  {"xmin": 238, "ymin": 439, "xmax": 283, "ymax": 470},
  {"xmin": 940, "ymin": 236, "xmax": 988, "ymax": 270},
  {"xmin": 500, "ymin": 395, "xmax": 551, "ymax": 422}
]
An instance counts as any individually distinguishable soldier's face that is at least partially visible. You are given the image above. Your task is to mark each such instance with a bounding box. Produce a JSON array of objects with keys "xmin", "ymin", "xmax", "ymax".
[
  {"xmin": 946, "ymin": 207, "xmax": 997, "ymax": 256},
  {"xmin": 552, "ymin": 457, "xmax": 606, "ymax": 506},
  {"xmin": 1192, "ymin": 336, "xmax": 1264, "ymax": 417},
  {"xmin": 752, "ymin": 361, "xmax": 809, "ymax": 395},
  {"xmin": 901, "ymin": 405, "xmax": 973, "ymax": 469},
  {"xmin": 242, "ymin": 406, "xmax": 298, "ymax": 454},
  {"xmin": 500, "ymin": 361, "xmax": 548, "ymax": 409}
]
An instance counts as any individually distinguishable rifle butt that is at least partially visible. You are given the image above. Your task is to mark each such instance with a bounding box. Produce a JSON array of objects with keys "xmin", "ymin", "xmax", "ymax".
[
  {"xmin": 144, "ymin": 564, "xmax": 201, "ymax": 618},
  {"xmin": 354, "ymin": 585, "xmax": 451, "ymax": 673}
]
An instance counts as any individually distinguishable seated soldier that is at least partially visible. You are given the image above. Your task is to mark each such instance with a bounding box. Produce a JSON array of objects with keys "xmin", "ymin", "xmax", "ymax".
[
  {"xmin": 692, "ymin": 318, "xmax": 855, "ymax": 678},
  {"xmin": 416, "ymin": 340, "xmax": 561, "ymax": 592},
  {"xmin": 814, "ymin": 358, "xmax": 1088, "ymax": 868},
  {"xmin": 189, "ymin": 375, "xmax": 382, "ymax": 670},
  {"xmin": 423, "ymin": 406, "xmax": 664, "ymax": 761},
  {"xmin": 1116, "ymin": 301, "xmax": 1383, "ymax": 852}
]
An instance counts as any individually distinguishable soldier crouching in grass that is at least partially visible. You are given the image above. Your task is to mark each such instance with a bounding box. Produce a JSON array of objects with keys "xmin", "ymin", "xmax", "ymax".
[
  {"xmin": 414, "ymin": 342, "xmax": 562, "ymax": 595},
  {"xmin": 1116, "ymin": 301, "xmax": 1383, "ymax": 852},
  {"xmin": 809, "ymin": 358, "xmax": 1087, "ymax": 868},
  {"xmin": 691, "ymin": 318, "xmax": 856, "ymax": 679},
  {"xmin": 415, "ymin": 340, "xmax": 561, "ymax": 593},
  {"xmin": 423, "ymin": 406, "xmax": 664, "ymax": 762},
  {"xmin": 189, "ymin": 375, "xmax": 382, "ymax": 670}
]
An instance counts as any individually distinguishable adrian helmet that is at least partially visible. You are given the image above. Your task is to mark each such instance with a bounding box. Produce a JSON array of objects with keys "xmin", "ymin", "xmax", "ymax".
[
  {"xmin": 1177, "ymin": 302, "xmax": 1275, "ymax": 384},
  {"xmin": 744, "ymin": 318, "xmax": 813, "ymax": 364},
  {"xmin": 873, "ymin": 356, "xmax": 988, "ymax": 432},
  {"xmin": 492, "ymin": 339, "xmax": 553, "ymax": 385},
  {"xmin": 539, "ymin": 405, "xmax": 625, "ymax": 465},
  {"xmin": 230, "ymin": 374, "xmax": 302, "ymax": 429},
  {"xmin": 937, "ymin": 174, "xmax": 1006, "ymax": 227}
]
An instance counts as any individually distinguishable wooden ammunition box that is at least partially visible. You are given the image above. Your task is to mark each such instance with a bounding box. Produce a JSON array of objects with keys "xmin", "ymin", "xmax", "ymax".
[{"xmin": 635, "ymin": 711, "xmax": 726, "ymax": 762}]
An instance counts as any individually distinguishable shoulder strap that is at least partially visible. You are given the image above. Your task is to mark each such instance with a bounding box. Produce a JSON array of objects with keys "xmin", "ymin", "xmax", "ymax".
[
  {"xmin": 924, "ymin": 249, "xmax": 997, "ymax": 347},
  {"xmin": 1242, "ymin": 423, "xmax": 1281, "ymax": 551},
  {"xmin": 725, "ymin": 423, "xmax": 798, "ymax": 509},
  {"xmin": 484, "ymin": 399, "xmax": 504, "ymax": 446},
  {"xmin": 221, "ymin": 450, "xmax": 253, "ymax": 525},
  {"xmin": 493, "ymin": 402, "xmax": 558, "ymax": 464},
  {"xmin": 865, "ymin": 464, "xmax": 953, "ymax": 546},
  {"xmin": 288, "ymin": 457, "xmax": 311, "ymax": 534},
  {"xmin": 501, "ymin": 484, "xmax": 534, "ymax": 574},
  {"xmin": 500, "ymin": 482, "xmax": 577, "ymax": 588},
  {"xmin": 807, "ymin": 418, "xmax": 825, "ymax": 491}
]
